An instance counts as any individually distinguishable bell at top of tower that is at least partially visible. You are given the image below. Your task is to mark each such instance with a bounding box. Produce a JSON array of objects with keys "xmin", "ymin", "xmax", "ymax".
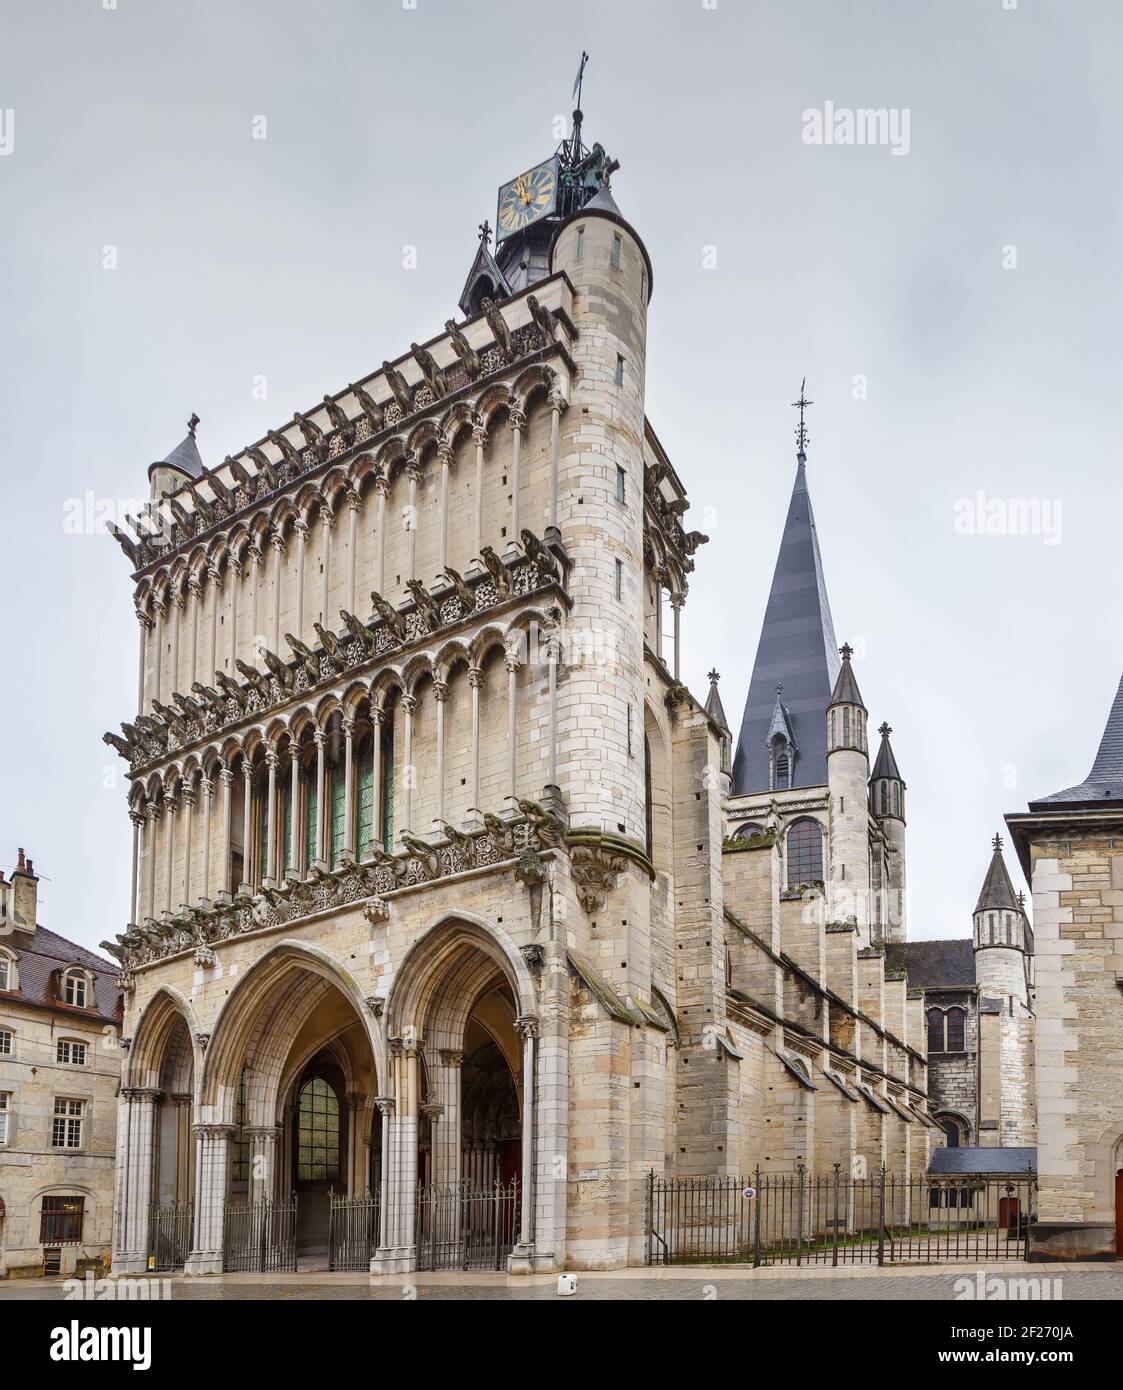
[{"xmin": 458, "ymin": 54, "xmax": 619, "ymax": 318}]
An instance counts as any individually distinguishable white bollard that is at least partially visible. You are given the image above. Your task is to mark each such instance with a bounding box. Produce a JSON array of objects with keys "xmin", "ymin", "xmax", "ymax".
[{"xmin": 556, "ymin": 1273, "xmax": 577, "ymax": 1296}]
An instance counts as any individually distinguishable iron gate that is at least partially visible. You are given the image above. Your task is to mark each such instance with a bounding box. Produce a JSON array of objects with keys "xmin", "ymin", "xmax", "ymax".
[
  {"xmin": 646, "ymin": 1166, "xmax": 1036, "ymax": 1266},
  {"xmin": 415, "ymin": 1180, "xmax": 520, "ymax": 1271},
  {"xmin": 328, "ymin": 1190, "xmax": 380, "ymax": 1272},
  {"xmin": 146, "ymin": 1201, "xmax": 193, "ymax": 1272},
  {"xmin": 222, "ymin": 1195, "xmax": 298, "ymax": 1273}
]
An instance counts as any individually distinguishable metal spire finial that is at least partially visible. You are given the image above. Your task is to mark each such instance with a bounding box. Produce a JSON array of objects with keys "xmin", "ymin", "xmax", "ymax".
[
  {"xmin": 992, "ymin": 832, "xmax": 1004, "ymax": 852},
  {"xmin": 839, "ymin": 642, "xmax": 853, "ymax": 662},
  {"xmin": 791, "ymin": 377, "xmax": 813, "ymax": 457},
  {"xmin": 878, "ymin": 721, "xmax": 892, "ymax": 738},
  {"xmin": 707, "ymin": 668, "xmax": 720, "ymax": 685},
  {"xmin": 478, "ymin": 219, "xmax": 492, "ymax": 249},
  {"xmin": 187, "ymin": 413, "xmax": 200, "ymax": 438}
]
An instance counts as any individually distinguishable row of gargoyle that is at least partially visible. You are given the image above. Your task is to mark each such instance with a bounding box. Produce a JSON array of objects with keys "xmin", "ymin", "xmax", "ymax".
[
  {"xmin": 103, "ymin": 531, "xmax": 564, "ymax": 766},
  {"xmin": 98, "ymin": 796, "xmax": 566, "ymax": 970},
  {"xmin": 107, "ymin": 296, "xmax": 559, "ymax": 569}
]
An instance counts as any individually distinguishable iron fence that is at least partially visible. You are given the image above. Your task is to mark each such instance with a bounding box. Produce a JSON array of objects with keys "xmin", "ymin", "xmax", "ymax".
[
  {"xmin": 328, "ymin": 1190, "xmax": 380, "ymax": 1272},
  {"xmin": 646, "ymin": 1166, "xmax": 1036, "ymax": 1267},
  {"xmin": 222, "ymin": 1194, "xmax": 298, "ymax": 1273},
  {"xmin": 146, "ymin": 1201, "xmax": 194, "ymax": 1272},
  {"xmin": 415, "ymin": 1180, "xmax": 520, "ymax": 1271}
]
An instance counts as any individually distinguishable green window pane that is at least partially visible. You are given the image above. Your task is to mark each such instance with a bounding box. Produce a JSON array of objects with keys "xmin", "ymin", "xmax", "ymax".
[
  {"xmin": 357, "ymin": 758, "xmax": 374, "ymax": 857},
  {"xmin": 381, "ymin": 733, "xmax": 394, "ymax": 853},
  {"xmin": 282, "ymin": 779, "xmax": 292, "ymax": 874},
  {"xmin": 330, "ymin": 764, "xmax": 346, "ymax": 866},
  {"xmin": 306, "ymin": 780, "xmax": 318, "ymax": 869}
]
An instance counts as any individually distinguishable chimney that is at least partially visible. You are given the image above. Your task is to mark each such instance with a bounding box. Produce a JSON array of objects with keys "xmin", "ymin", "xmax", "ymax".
[{"xmin": 10, "ymin": 848, "xmax": 38, "ymax": 938}]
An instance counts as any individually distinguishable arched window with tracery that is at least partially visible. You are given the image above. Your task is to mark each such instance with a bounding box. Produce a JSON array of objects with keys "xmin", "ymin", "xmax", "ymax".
[
  {"xmin": 927, "ymin": 1007, "xmax": 944, "ymax": 1054},
  {"xmin": 297, "ymin": 1076, "xmax": 340, "ymax": 1184},
  {"xmin": 785, "ymin": 818, "xmax": 823, "ymax": 888}
]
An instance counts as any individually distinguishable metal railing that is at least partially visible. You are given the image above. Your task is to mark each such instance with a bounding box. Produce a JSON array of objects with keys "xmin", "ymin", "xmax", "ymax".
[
  {"xmin": 222, "ymin": 1194, "xmax": 298, "ymax": 1273},
  {"xmin": 415, "ymin": 1180, "xmax": 520, "ymax": 1271},
  {"xmin": 328, "ymin": 1190, "xmax": 380, "ymax": 1272},
  {"xmin": 646, "ymin": 1166, "xmax": 1036, "ymax": 1267},
  {"xmin": 147, "ymin": 1201, "xmax": 194, "ymax": 1271}
]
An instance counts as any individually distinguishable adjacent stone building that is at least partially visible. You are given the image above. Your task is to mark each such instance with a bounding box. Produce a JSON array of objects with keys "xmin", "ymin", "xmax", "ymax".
[
  {"xmin": 101, "ymin": 116, "xmax": 938, "ymax": 1276},
  {"xmin": 0, "ymin": 852, "xmax": 123, "ymax": 1277},
  {"xmin": 887, "ymin": 837, "xmax": 1036, "ymax": 1153},
  {"xmin": 1007, "ymin": 671, "xmax": 1123, "ymax": 1261}
]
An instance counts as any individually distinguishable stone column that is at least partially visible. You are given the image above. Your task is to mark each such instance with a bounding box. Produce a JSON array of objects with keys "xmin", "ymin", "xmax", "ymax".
[
  {"xmin": 320, "ymin": 507, "xmax": 333, "ymax": 626},
  {"xmin": 198, "ymin": 775, "xmax": 213, "ymax": 908},
  {"xmin": 345, "ymin": 489, "xmax": 360, "ymax": 615},
  {"xmin": 438, "ymin": 1049, "xmax": 463, "ymax": 1186},
  {"xmin": 114, "ymin": 1087, "xmax": 161, "ymax": 1271},
  {"xmin": 545, "ymin": 627, "xmax": 561, "ymax": 801},
  {"xmin": 248, "ymin": 543, "xmax": 262, "ymax": 654},
  {"xmin": 206, "ymin": 561, "xmax": 222, "ymax": 683},
  {"xmin": 467, "ymin": 667, "xmax": 482, "ymax": 826},
  {"xmin": 401, "ymin": 694, "xmax": 417, "ymax": 837},
  {"xmin": 369, "ymin": 706, "xmax": 384, "ymax": 853},
  {"xmin": 505, "ymin": 650, "xmax": 521, "ymax": 806},
  {"xmin": 313, "ymin": 729, "xmax": 328, "ymax": 867},
  {"xmin": 513, "ymin": 1016, "xmax": 538, "ymax": 1256},
  {"xmin": 163, "ymin": 794, "xmax": 177, "ymax": 917},
  {"xmin": 264, "ymin": 748, "xmax": 279, "ymax": 885},
  {"xmin": 171, "ymin": 1095, "xmax": 194, "ymax": 1203},
  {"xmin": 145, "ymin": 803, "xmax": 160, "ymax": 922},
  {"xmin": 227, "ymin": 555, "xmax": 242, "ymax": 675},
  {"xmin": 240, "ymin": 759, "xmax": 254, "ymax": 892},
  {"xmin": 293, "ymin": 517, "xmax": 309, "ymax": 641},
  {"xmin": 186, "ymin": 1123, "xmax": 236, "ymax": 1276},
  {"xmin": 169, "ymin": 589, "xmax": 182, "ymax": 696},
  {"xmin": 406, "ymin": 455, "xmax": 421, "ymax": 583},
  {"xmin": 419, "ymin": 1102, "xmax": 444, "ymax": 1190},
  {"xmin": 269, "ymin": 529, "xmax": 285, "ymax": 654},
  {"xmin": 129, "ymin": 809, "xmax": 144, "ymax": 926},
  {"xmin": 508, "ymin": 406, "xmax": 525, "ymax": 554},
  {"xmin": 219, "ymin": 766, "xmax": 234, "ymax": 901},
  {"xmin": 152, "ymin": 598, "xmax": 166, "ymax": 706},
  {"xmin": 288, "ymin": 749, "xmax": 301, "ymax": 878},
  {"xmin": 472, "ymin": 420, "xmax": 486, "ymax": 563},
  {"xmin": 375, "ymin": 476, "xmax": 389, "ymax": 597},
  {"xmin": 433, "ymin": 680, "xmax": 448, "ymax": 829},
  {"xmin": 341, "ymin": 716, "xmax": 355, "ymax": 862},
  {"xmin": 671, "ymin": 592, "xmax": 684, "ymax": 682},
  {"xmin": 135, "ymin": 608, "xmax": 152, "ymax": 716},
  {"xmin": 437, "ymin": 442, "xmax": 453, "ymax": 579},
  {"xmin": 372, "ymin": 1096, "xmax": 395, "ymax": 1269},
  {"xmin": 180, "ymin": 784, "xmax": 195, "ymax": 912},
  {"xmin": 248, "ymin": 1125, "xmax": 281, "ymax": 1204},
  {"xmin": 546, "ymin": 388, "xmax": 565, "ymax": 541},
  {"xmin": 188, "ymin": 574, "xmax": 202, "ymax": 688}
]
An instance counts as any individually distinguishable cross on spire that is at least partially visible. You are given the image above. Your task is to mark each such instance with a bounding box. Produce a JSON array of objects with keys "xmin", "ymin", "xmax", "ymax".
[
  {"xmin": 478, "ymin": 219, "xmax": 492, "ymax": 249},
  {"xmin": 992, "ymin": 833, "xmax": 1004, "ymax": 852},
  {"xmin": 839, "ymin": 642, "xmax": 853, "ymax": 662},
  {"xmin": 187, "ymin": 412, "xmax": 200, "ymax": 438},
  {"xmin": 878, "ymin": 721, "xmax": 892, "ymax": 738},
  {"xmin": 707, "ymin": 669, "xmax": 720, "ymax": 685},
  {"xmin": 775, "ymin": 682, "xmax": 783, "ymax": 697},
  {"xmin": 791, "ymin": 377, "xmax": 813, "ymax": 458}
]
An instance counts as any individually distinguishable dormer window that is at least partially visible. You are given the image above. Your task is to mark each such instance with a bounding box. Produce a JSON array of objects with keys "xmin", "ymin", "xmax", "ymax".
[
  {"xmin": 0, "ymin": 955, "xmax": 10, "ymax": 992},
  {"xmin": 62, "ymin": 970, "xmax": 88, "ymax": 1009}
]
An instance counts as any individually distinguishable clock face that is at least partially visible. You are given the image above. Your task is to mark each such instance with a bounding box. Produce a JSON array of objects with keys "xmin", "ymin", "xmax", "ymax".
[{"xmin": 496, "ymin": 157, "xmax": 559, "ymax": 241}]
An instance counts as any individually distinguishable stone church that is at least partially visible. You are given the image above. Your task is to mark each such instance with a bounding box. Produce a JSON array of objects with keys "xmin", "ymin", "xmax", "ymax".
[{"xmin": 101, "ymin": 111, "xmax": 947, "ymax": 1277}]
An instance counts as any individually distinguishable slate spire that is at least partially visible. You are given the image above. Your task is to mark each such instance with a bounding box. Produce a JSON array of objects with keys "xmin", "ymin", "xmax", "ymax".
[
  {"xmin": 973, "ymin": 833, "xmax": 1022, "ymax": 915},
  {"xmin": 732, "ymin": 409, "xmax": 840, "ymax": 795},
  {"xmin": 1029, "ymin": 668, "xmax": 1123, "ymax": 807}
]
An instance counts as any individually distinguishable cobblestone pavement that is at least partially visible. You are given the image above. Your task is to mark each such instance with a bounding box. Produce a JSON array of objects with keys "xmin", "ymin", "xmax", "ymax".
[{"xmin": 1, "ymin": 1263, "xmax": 1120, "ymax": 1301}]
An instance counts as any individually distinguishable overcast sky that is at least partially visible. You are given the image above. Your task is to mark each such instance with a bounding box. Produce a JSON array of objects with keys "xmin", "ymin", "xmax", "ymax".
[{"xmin": 2, "ymin": 0, "xmax": 1120, "ymax": 953}]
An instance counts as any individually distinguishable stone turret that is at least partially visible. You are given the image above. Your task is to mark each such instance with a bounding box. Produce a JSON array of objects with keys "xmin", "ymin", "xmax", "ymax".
[
  {"xmin": 870, "ymin": 722, "xmax": 907, "ymax": 943},
  {"xmin": 705, "ymin": 669, "xmax": 732, "ymax": 797},
  {"xmin": 972, "ymin": 833, "xmax": 1031, "ymax": 1006},
  {"xmin": 149, "ymin": 414, "xmax": 204, "ymax": 502},
  {"xmin": 826, "ymin": 643, "xmax": 870, "ymax": 937}
]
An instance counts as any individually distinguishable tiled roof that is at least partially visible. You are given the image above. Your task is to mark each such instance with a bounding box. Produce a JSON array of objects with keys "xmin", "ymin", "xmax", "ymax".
[
  {"xmin": 1, "ymin": 926, "xmax": 121, "ymax": 1025},
  {"xmin": 929, "ymin": 1146, "xmax": 1036, "ymax": 1175},
  {"xmin": 884, "ymin": 939, "xmax": 976, "ymax": 989}
]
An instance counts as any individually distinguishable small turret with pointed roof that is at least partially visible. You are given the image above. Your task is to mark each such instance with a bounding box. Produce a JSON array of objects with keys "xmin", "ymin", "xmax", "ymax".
[
  {"xmin": 149, "ymin": 413, "xmax": 204, "ymax": 500},
  {"xmin": 705, "ymin": 669, "xmax": 733, "ymax": 788},
  {"xmin": 869, "ymin": 720, "xmax": 906, "ymax": 822},
  {"xmin": 827, "ymin": 642, "xmax": 868, "ymax": 758},
  {"xmin": 973, "ymin": 832, "xmax": 1031, "ymax": 964}
]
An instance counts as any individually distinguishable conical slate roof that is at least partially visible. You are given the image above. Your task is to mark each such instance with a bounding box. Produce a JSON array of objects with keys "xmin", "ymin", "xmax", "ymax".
[
  {"xmin": 871, "ymin": 724, "xmax": 903, "ymax": 782},
  {"xmin": 732, "ymin": 456, "xmax": 840, "ymax": 794},
  {"xmin": 150, "ymin": 417, "xmax": 204, "ymax": 481},
  {"xmin": 1030, "ymin": 670, "xmax": 1123, "ymax": 806},
  {"xmin": 705, "ymin": 670, "xmax": 730, "ymax": 732},
  {"xmin": 974, "ymin": 837, "xmax": 1022, "ymax": 915},
  {"xmin": 829, "ymin": 645, "xmax": 866, "ymax": 709}
]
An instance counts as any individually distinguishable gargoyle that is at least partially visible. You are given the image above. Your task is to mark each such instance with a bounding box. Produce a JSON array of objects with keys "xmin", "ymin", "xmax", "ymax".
[
  {"xmin": 381, "ymin": 361, "xmax": 414, "ymax": 416},
  {"xmin": 120, "ymin": 721, "xmax": 142, "ymax": 744},
  {"xmin": 517, "ymin": 797, "xmax": 565, "ymax": 848},
  {"xmin": 337, "ymin": 610, "xmax": 375, "ymax": 653},
  {"xmin": 215, "ymin": 669, "xmax": 247, "ymax": 710},
  {"xmin": 685, "ymin": 531, "xmax": 710, "ymax": 555},
  {"xmin": 285, "ymin": 633, "xmax": 320, "ymax": 682},
  {"xmin": 246, "ymin": 447, "xmax": 277, "ymax": 489},
  {"xmin": 168, "ymin": 497, "xmax": 194, "ymax": 532},
  {"xmin": 225, "ymin": 455, "xmax": 253, "ymax": 489},
  {"xmin": 369, "ymin": 847, "xmax": 409, "ymax": 883},
  {"xmin": 152, "ymin": 701, "xmax": 187, "ymax": 739},
  {"xmin": 476, "ymin": 810, "xmax": 516, "ymax": 855},
  {"xmin": 348, "ymin": 381, "xmax": 383, "ymax": 432},
  {"xmin": 266, "ymin": 429, "xmax": 303, "ymax": 470},
  {"xmin": 481, "ymin": 297, "xmax": 513, "ymax": 360},
  {"xmin": 405, "ymin": 579, "xmax": 441, "ymax": 630},
  {"xmin": 441, "ymin": 566, "xmax": 476, "ymax": 612},
  {"xmin": 314, "ymin": 620, "xmax": 344, "ymax": 660},
  {"xmin": 191, "ymin": 681, "xmax": 225, "ymax": 714},
  {"xmin": 370, "ymin": 592, "xmax": 407, "ymax": 640},
  {"xmin": 261, "ymin": 648, "xmax": 294, "ymax": 691},
  {"xmin": 410, "ymin": 342, "xmax": 447, "ymax": 398},
  {"xmin": 439, "ymin": 820, "xmax": 476, "ymax": 866},
  {"xmin": 292, "ymin": 411, "xmax": 324, "ymax": 448},
  {"xmin": 400, "ymin": 832, "xmax": 440, "ymax": 877},
  {"xmin": 103, "ymin": 732, "xmax": 131, "ymax": 759},
  {"xmin": 172, "ymin": 691, "xmax": 204, "ymax": 721},
  {"xmin": 519, "ymin": 529, "xmax": 559, "ymax": 582},
  {"xmin": 235, "ymin": 658, "xmax": 270, "ymax": 694},
  {"xmin": 479, "ymin": 545, "xmax": 511, "ymax": 598},
  {"xmin": 526, "ymin": 293, "xmax": 556, "ymax": 342},
  {"xmin": 322, "ymin": 394, "xmax": 354, "ymax": 444},
  {"xmin": 135, "ymin": 714, "xmax": 166, "ymax": 739},
  {"xmin": 187, "ymin": 484, "xmax": 214, "ymax": 526},
  {"xmin": 201, "ymin": 466, "xmax": 232, "ymax": 507},
  {"xmin": 444, "ymin": 320, "xmax": 480, "ymax": 380},
  {"xmin": 107, "ymin": 523, "xmax": 139, "ymax": 566},
  {"xmin": 99, "ymin": 940, "xmax": 127, "ymax": 964}
]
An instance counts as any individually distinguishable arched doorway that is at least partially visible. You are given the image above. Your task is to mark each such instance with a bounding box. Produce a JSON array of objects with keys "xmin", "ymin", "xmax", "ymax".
[{"xmin": 291, "ymin": 1056, "xmax": 345, "ymax": 1259}]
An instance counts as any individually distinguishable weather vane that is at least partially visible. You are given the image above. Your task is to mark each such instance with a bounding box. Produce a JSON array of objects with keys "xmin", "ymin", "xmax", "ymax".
[{"xmin": 791, "ymin": 377, "xmax": 813, "ymax": 456}]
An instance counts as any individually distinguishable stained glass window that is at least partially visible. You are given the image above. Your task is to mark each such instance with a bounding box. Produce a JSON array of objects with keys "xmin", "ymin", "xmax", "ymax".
[
  {"xmin": 281, "ymin": 778, "xmax": 292, "ymax": 875},
  {"xmin": 357, "ymin": 755, "xmax": 374, "ymax": 858},
  {"xmin": 330, "ymin": 760, "xmax": 346, "ymax": 867},
  {"xmin": 381, "ymin": 726, "xmax": 394, "ymax": 852},
  {"xmin": 306, "ymin": 779, "xmax": 318, "ymax": 869},
  {"xmin": 297, "ymin": 1077, "xmax": 340, "ymax": 1183},
  {"xmin": 785, "ymin": 818, "xmax": 823, "ymax": 887}
]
